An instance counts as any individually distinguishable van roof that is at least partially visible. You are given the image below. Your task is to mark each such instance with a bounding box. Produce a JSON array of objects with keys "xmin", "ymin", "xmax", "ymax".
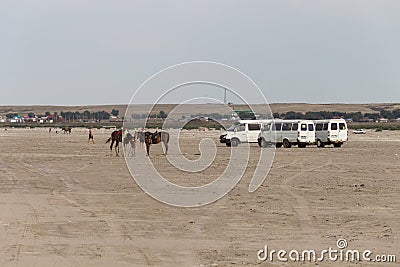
[
  {"xmin": 314, "ymin": 119, "xmax": 346, "ymax": 123},
  {"xmin": 271, "ymin": 119, "xmax": 315, "ymax": 123},
  {"xmin": 237, "ymin": 119, "xmax": 272, "ymax": 123}
]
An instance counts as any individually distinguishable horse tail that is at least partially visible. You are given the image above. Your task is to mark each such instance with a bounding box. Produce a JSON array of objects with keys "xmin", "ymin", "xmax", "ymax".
[{"xmin": 105, "ymin": 137, "xmax": 111, "ymax": 144}]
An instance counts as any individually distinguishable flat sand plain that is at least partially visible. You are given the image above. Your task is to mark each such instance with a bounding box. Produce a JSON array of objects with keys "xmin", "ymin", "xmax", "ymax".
[{"xmin": 0, "ymin": 128, "xmax": 399, "ymax": 266}]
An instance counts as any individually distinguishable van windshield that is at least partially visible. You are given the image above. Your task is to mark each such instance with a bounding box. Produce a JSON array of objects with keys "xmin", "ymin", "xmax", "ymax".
[{"xmin": 227, "ymin": 123, "xmax": 245, "ymax": 132}]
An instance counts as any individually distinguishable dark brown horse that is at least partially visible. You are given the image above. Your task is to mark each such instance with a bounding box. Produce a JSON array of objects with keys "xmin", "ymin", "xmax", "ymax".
[
  {"xmin": 145, "ymin": 131, "xmax": 169, "ymax": 156},
  {"xmin": 106, "ymin": 130, "xmax": 122, "ymax": 156},
  {"xmin": 61, "ymin": 127, "xmax": 72, "ymax": 134}
]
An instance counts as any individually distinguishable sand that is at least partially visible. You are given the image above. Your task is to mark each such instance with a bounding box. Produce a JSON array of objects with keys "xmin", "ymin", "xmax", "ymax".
[{"xmin": 0, "ymin": 128, "xmax": 399, "ymax": 266}]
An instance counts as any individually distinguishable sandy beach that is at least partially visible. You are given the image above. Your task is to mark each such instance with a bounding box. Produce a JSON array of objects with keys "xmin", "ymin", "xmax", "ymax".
[{"xmin": 0, "ymin": 128, "xmax": 399, "ymax": 266}]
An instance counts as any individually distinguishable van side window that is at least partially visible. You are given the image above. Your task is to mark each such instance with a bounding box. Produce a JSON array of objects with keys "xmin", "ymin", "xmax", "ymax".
[
  {"xmin": 274, "ymin": 123, "xmax": 282, "ymax": 131},
  {"xmin": 291, "ymin": 123, "xmax": 298, "ymax": 131},
  {"xmin": 339, "ymin": 123, "xmax": 346, "ymax": 130},
  {"xmin": 316, "ymin": 123, "xmax": 323, "ymax": 131},
  {"xmin": 262, "ymin": 124, "xmax": 271, "ymax": 131},
  {"xmin": 323, "ymin": 123, "xmax": 328, "ymax": 130},
  {"xmin": 248, "ymin": 124, "xmax": 260, "ymax": 131},
  {"xmin": 308, "ymin": 124, "xmax": 314, "ymax": 131},
  {"xmin": 301, "ymin": 124, "xmax": 307, "ymax": 131},
  {"xmin": 331, "ymin": 123, "xmax": 338, "ymax": 130},
  {"xmin": 282, "ymin": 123, "xmax": 291, "ymax": 131}
]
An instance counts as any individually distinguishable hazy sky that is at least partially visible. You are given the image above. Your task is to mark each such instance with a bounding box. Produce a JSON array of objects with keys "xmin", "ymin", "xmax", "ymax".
[{"xmin": 1, "ymin": 1, "xmax": 399, "ymax": 105}]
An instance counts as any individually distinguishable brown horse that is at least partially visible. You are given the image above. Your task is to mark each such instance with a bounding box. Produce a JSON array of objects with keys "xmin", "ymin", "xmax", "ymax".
[
  {"xmin": 61, "ymin": 127, "xmax": 72, "ymax": 134},
  {"xmin": 105, "ymin": 130, "xmax": 122, "ymax": 156},
  {"xmin": 145, "ymin": 131, "xmax": 169, "ymax": 156}
]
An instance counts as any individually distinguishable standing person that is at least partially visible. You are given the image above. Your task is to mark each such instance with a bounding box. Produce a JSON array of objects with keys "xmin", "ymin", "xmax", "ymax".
[
  {"xmin": 139, "ymin": 128, "xmax": 145, "ymax": 149},
  {"xmin": 88, "ymin": 127, "xmax": 95, "ymax": 144}
]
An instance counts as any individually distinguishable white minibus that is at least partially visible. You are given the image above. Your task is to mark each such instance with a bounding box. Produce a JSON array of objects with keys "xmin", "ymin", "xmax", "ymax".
[
  {"xmin": 220, "ymin": 120, "xmax": 271, "ymax": 147},
  {"xmin": 314, "ymin": 119, "xmax": 348, "ymax": 147},
  {"xmin": 258, "ymin": 120, "xmax": 315, "ymax": 148}
]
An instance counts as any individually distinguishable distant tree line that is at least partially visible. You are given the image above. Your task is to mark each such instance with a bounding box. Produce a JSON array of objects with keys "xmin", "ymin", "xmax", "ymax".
[
  {"xmin": 190, "ymin": 113, "xmax": 232, "ymax": 120},
  {"xmin": 60, "ymin": 110, "xmax": 111, "ymax": 121},
  {"xmin": 272, "ymin": 109, "xmax": 400, "ymax": 121},
  {"xmin": 4, "ymin": 108, "xmax": 400, "ymax": 123},
  {"xmin": 131, "ymin": 111, "xmax": 168, "ymax": 119}
]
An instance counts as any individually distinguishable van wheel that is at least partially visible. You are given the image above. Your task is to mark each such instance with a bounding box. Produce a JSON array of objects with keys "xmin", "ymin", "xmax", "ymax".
[
  {"xmin": 275, "ymin": 143, "xmax": 283, "ymax": 148},
  {"xmin": 316, "ymin": 139, "xmax": 325, "ymax": 148},
  {"xmin": 230, "ymin": 138, "xmax": 239, "ymax": 147},
  {"xmin": 333, "ymin": 143, "xmax": 342, "ymax": 148},
  {"xmin": 259, "ymin": 138, "xmax": 268, "ymax": 148},
  {"xmin": 283, "ymin": 139, "xmax": 291, "ymax": 148},
  {"xmin": 298, "ymin": 143, "xmax": 306, "ymax": 148}
]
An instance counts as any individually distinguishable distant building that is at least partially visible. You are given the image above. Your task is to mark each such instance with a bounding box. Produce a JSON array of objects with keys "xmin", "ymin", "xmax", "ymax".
[
  {"xmin": 110, "ymin": 116, "xmax": 123, "ymax": 122},
  {"xmin": 360, "ymin": 117, "xmax": 373, "ymax": 122},
  {"xmin": 38, "ymin": 116, "xmax": 53, "ymax": 123},
  {"xmin": 378, "ymin": 118, "xmax": 389, "ymax": 123},
  {"xmin": 10, "ymin": 115, "xmax": 24, "ymax": 123}
]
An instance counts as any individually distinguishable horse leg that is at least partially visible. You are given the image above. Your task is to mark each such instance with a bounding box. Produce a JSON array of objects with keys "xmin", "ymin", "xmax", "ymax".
[
  {"xmin": 116, "ymin": 141, "xmax": 119, "ymax": 156},
  {"xmin": 110, "ymin": 140, "xmax": 115, "ymax": 156},
  {"xmin": 130, "ymin": 140, "xmax": 135, "ymax": 157},
  {"xmin": 164, "ymin": 141, "xmax": 168, "ymax": 155},
  {"xmin": 146, "ymin": 142, "xmax": 150, "ymax": 156}
]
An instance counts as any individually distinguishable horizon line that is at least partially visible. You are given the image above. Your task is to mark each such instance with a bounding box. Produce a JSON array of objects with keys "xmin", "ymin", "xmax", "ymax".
[{"xmin": 0, "ymin": 102, "xmax": 399, "ymax": 107}]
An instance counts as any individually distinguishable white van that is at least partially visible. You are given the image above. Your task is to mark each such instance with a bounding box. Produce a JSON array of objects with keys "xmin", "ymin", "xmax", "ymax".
[
  {"xmin": 258, "ymin": 120, "xmax": 315, "ymax": 148},
  {"xmin": 314, "ymin": 119, "xmax": 348, "ymax": 147},
  {"xmin": 220, "ymin": 120, "xmax": 271, "ymax": 147}
]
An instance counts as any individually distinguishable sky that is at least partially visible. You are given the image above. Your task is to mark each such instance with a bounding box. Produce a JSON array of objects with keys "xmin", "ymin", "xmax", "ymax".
[{"xmin": 1, "ymin": 0, "xmax": 399, "ymax": 105}]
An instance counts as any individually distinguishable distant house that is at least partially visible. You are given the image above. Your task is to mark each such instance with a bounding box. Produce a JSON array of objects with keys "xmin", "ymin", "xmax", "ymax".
[
  {"xmin": 0, "ymin": 116, "xmax": 5, "ymax": 123},
  {"xmin": 25, "ymin": 117, "xmax": 37, "ymax": 122},
  {"xmin": 109, "ymin": 116, "xmax": 123, "ymax": 122},
  {"xmin": 38, "ymin": 116, "xmax": 53, "ymax": 123},
  {"xmin": 378, "ymin": 118, "xmax": 389, "ymax": 123},
  {"xmin": 10, "ymin": 115, "xmax": 24, "ymax": 123},
  {"xmin": 360, "ymin": 117, "xmax": 373, "ymax": 122}
]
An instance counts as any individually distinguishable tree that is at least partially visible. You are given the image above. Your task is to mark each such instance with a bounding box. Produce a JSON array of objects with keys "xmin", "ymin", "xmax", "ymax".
[
  {"xmin": 45, "ymin": 111, "xmax": 51, "ymax": 117},
  {"xmin": 28, "ymin": 112, "xmax": 35, "ymax": 118},
  {"xmin": 380, "ymin": 110, "xmax": 394, "ymax": 119},
  {"xmin": 111, "ymin": 109, "xmax": 119, "ymax": 117},
  {"xmin": 83, "ymin": 110, "xmax": 91, "ymax": 120},
  {"xmin": 158, "ymin": 110, "xmax": 168, "ymax": 119},
  {"xmin": 364, "ymin": 113, "xmax": 379, "ymax": 121}
]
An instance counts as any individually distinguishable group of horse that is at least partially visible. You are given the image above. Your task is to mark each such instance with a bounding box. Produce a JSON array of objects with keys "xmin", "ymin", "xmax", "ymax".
[{"xmin": 105, "ymin": 129, "xmax": 169, "ymax": 157}]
